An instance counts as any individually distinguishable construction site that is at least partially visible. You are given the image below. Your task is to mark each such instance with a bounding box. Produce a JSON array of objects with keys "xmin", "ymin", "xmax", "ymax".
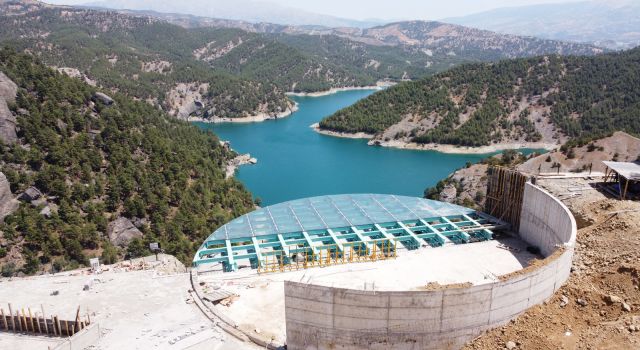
[{"xmin": 1, "ymin": 161, "xmax": 639, "ymax": 349}]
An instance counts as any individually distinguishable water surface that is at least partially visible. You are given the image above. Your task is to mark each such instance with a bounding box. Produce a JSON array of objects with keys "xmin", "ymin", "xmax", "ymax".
[{"xmin": 195, "ymin": 90, "xmax": 538, "ymax": 205}]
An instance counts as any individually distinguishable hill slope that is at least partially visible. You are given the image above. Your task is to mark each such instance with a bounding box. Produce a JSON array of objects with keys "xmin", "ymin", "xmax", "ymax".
[
  {"xmin": 319, "ymin": 48, "xmax": 640, "ymax": 149},
  {"xmin": 0, "ymin": 48, "xmax": 254, "ymax": 275},
  {"xmin": 125, "ymin": 10, "xmax": 605, "ymax": 61},
  {"xmin": 0, "ymin": 2, "xmax": 606, "ymax": 123}
]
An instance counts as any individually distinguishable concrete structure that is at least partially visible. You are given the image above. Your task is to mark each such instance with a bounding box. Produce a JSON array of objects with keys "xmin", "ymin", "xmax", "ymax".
[
  {"xmin": 194, "ymin": 194, "xmax": 506, "ymax": 271},
  {"xmin": 52, "ymin": 324, "xmax": 101, "ymax": 350},
  {"xmin": 284, "ymin": 183, "xmax": 576, "ymax": 349}
]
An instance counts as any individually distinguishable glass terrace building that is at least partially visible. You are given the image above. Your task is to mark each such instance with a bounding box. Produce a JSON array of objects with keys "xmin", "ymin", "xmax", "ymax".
[{"xmin": 193, "ymin": 194, "xmax": 507, "ymax": 272}]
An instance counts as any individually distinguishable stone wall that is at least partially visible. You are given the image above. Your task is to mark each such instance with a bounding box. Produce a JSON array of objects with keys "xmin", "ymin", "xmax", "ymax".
[{"xmin": 284, "ymin": 183, "xmax": 577, "ymax": 350}]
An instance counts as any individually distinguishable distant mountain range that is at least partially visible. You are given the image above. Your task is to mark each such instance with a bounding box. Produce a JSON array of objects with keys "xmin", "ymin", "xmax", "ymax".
[
  {"xmin": 445, "ymin": 0, "xmax": 640, "ymax": 50},
  {"xmin": 99, "ymin": 8, "xmax": 606, "ymax": 60},
  {"xmin": 82, "ymin": 0, "xmax": 383, "ymax": 28}
]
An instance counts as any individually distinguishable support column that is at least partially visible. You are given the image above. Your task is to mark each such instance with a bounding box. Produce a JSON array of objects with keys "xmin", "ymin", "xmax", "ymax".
[
  {"xmin": 277, "ymin": 234, "xmax": 290, "ymax": 255},
  {"xmin": 351, "ymin": 227, "xmax": 371, "ymax": 254},
  {"xmin": 326, "ymin": 229, "xmax": 343, "ymax": 251},
  {"xmin": 251, "ymin": 237, "xmax": 265, "ymax": 267},
  {"xmin": 302, "ymin": 232, "xmax": 318, "ymax": 255},
  {"xmin": 225, "ymin": 240, "xmax": 237, "ymax": 272}
]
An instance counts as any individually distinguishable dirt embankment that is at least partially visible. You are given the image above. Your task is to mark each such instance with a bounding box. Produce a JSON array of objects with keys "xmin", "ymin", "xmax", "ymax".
[
  {"xmin": 518, "ymin": 131, "xmax": 640, "ymax": 174},
  {"xmin": 432, "ymin": 132, "xmax": 640, "ymax": 210},
  {"xmin": 465, "ymin": 178, "xmax": 640, "ymax": 350}
]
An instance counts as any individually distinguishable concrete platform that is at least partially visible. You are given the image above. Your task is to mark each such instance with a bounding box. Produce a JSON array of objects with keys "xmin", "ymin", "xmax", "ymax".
[
  {"xmin": 198, "ymin": 236, "xmax": 539, "ymax": 344},
  {"xmin": 0, "ymin": 256, "xmax": 245, "ymax": 350}
]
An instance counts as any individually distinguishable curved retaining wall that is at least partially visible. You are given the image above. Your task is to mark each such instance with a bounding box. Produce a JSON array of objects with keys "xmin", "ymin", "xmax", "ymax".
[{"xmin": 284, "ymin": 183, "xmax": 577, "ymax": 350}]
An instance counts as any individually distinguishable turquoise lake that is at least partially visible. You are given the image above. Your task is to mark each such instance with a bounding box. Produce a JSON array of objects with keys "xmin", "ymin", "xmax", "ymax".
[{"xmin": 195, "ymin": 90, "xmax": 537, "ymax": 206}]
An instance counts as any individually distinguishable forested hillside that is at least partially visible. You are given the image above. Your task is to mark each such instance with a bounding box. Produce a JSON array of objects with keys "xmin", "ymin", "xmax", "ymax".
[
  {"xmin": 320, "ymin": 48, "xmax": 640, "ymax": 148},
  {"xmin": 0, "ymin": 2, "xmax": 607, "ymax": 122},
  {"xmin": 0, "ymin": 2, "xmax": 463, "ymax": 120},
  {"xmin": 0, "ymin": 2, "xmax": 294, "ymax": 120},
  {"xmin": 0, "ymin": 49, "xmax": 254, "ymax": 276}
]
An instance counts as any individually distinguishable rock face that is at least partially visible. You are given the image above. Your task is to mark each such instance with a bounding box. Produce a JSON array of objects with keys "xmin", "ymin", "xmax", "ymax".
[
  {"xmin": 0, "ymin": 71, "xmax": 18, "ymax": 145},
  {"xmin": 93, "ymin": 92, "xmax": 114, "ymax": 105},
  {"xmin": 0, "ymin": 172, "xmax": 19, "ymax": 221},
  {"xmin": 439, "ymin": 184, "xmax": 457, "ymax": 203},
  {"xmin": 107, "ymin": 217, "xmax": 143, "ymax": 247},
  {"xmin": 0, "ymin": 72, "xmax": 17, "ymax": 104}
]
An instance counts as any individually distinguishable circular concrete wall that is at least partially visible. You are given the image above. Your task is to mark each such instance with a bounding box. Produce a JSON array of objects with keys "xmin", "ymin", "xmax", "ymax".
[{"xmin": 284, "ymin": 183, "xmax": 577, "ymax": 350}]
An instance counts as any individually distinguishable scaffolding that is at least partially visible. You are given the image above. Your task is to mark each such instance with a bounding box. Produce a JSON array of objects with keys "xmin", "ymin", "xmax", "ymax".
[
  {"xmin": 257, "ymin": 239, "xmax": 397, "ymax": 274},
  {"xmin": 485, "ymin": 167, "xmax": 528, "ymax": 232}
]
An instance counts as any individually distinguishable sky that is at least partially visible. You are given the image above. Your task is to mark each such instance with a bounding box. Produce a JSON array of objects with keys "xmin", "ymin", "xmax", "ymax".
[
  {"xmin": 43, "ymin": 0, "xmax": 589, "ymax": 20},
  {"xmin": 253, "ymin": 0, "xmax": 587, "ymax": 20}
]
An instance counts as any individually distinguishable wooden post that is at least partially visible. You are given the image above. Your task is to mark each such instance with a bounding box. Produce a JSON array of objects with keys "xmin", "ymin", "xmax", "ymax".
[
  {"xmin": 21, "ymin": 308, "xmax": 28, "ymax": 332},
  {"xmin": 619, "ymin": 177, "xmax": 624, "ymax": 200},
  {"xmin": 0, "ymin": 308, "xmax": 6, "ymax": 331},
  {"xmin": 35, "ymin": 311, "xmax": 41, "ymax": 334},
  {"xmin": 74, "ymin": 306, "xmax": 80, "ymax": 332},
  {"xmin": 8, "ymin": 304, "xmax": 15, "ymax": 332},
  {"xmin": 64, "ymin": 319, "xmax": 69, "ymax": 337},
  {"xmin": 41, "ymin": 305, "xmax": 48, "ymax": 335},
  {"xmin": 28, "ymin": 308, "xmax": 35, "ymax": 333},
  {"xmin": 55, "ymin": 315, "xmax": 61, "ymax": 336},
  {"xmin": 622, "ymin": 178, "xmax": 630, "ymax": 200}
]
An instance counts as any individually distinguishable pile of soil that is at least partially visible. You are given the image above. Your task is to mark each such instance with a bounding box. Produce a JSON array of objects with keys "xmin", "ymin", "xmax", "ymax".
[{"xmin": 465, "ymin": 194, "xmax": 640, "ymax": 349}]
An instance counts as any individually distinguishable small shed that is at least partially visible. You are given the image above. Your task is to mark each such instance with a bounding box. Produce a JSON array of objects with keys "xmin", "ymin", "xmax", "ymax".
[{"xmin": 602, "ymin": 161, "xmax": 640, "ymax": 200}]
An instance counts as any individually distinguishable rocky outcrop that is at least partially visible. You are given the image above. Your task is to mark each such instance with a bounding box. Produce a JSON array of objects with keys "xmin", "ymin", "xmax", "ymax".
[
  {"xmin": 0, "ymin": 172, "xmax": 19, "ymax": 221},
  {"xmin": 439, "ymin": 184, "xmax": 457, "ymax": 203},
  {"xmin": 93, "ymin": 92, "xmax": 114, "ymax": 105},
  {"xmin": 18, "ymin": 186, "xmax": 42, "ymax": 202},
  {"xmin": 107, "ymin": 217, "xmax": 143, "ymax": 247},
  {"xmin": 226, "ymin": 153, "xmax": 257, "ymax": 179},
  {"xmin": 0, "ymin": 72, "xmax": 17, "ymax": 104},
  {"xmin": 0, "ymin": 71, "xmax": 18, "ymax": 145}
]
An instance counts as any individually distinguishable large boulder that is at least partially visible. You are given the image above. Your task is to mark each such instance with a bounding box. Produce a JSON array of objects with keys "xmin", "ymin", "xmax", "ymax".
[
  {"xmin": 107, "ymin": 217, "xmax": 143, "ymax": 247},
  {"xmin": 18, "ymin": 186, "xmax": 42, "ymax": 202},
  {"xmin": 0, "ymin": 72, "xmax": 18, "ymax": 145},
  {"xmin": 0, "ymin": 172, "xmax": 19, "ymax": 222},
  {"xmin": 93, "ymin": 92, "xmax": 114, "ymax": 105},
  {"xmin": 0, "ymin": 72, "xmax": 17, "ymax": 104}
]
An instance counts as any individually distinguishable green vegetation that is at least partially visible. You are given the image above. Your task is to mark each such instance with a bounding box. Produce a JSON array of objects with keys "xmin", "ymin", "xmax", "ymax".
[
  {"xmin": 321, "ymin": 48, "xmax": 640, "ymax": 147},
  {"xmin": 0, "ymin": 49, "xmax": 254, "ymax": 275},
  {"xmin": 0, "ymin": 8, "xmax": 290, "ymax": 119},
  {"xmin": 0, "ymin": 5, "xmax": 463, "ymax": 118}
]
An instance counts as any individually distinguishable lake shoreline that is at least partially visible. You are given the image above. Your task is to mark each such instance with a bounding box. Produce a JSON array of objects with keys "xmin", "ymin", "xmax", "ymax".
[
  {"xmin": 202, "ymin": 88, "xmax": 532, "ymax": 205},
  {"xmin": 310, "ymin": 123, "xmax": 375, "ymax": 139},
  {"xmin": 311, "ymin": 124, "xmax": 557, "ymax": 154},
  {"xmin": 188, "ymin": 83, "xmax": 393, "ymax": 124},
  {"xmin": 370, "ymin": 139, "xmax": 558, "ymax": 154},
  {"xmin": 286, "ymin": 82, "xmax": 394, "ymax": 98},
  {"xmin": 188, "ymin": 102, "xmax": 299, "ymax": 124}
]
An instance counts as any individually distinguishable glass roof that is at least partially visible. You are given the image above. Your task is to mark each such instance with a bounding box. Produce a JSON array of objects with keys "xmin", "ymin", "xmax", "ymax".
[{"xmin": 207, "ymin": 194, "xmax": 476, "ymax": 241}]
